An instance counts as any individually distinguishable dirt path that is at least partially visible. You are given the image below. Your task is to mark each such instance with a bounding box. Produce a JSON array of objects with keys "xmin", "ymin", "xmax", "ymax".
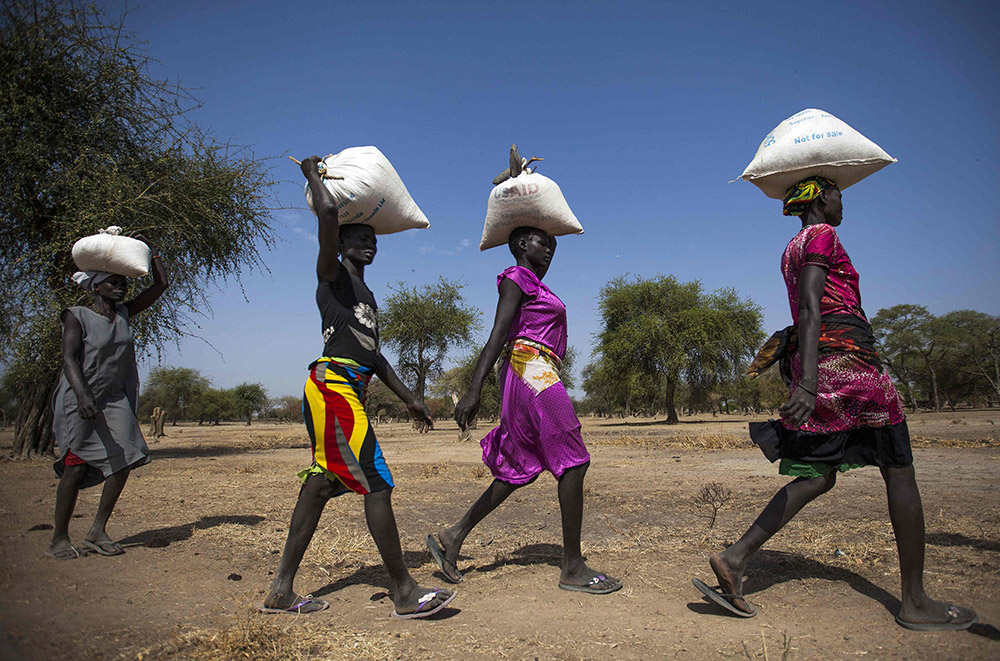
[{"xmin": 1, "ymin": 414, "xmax": 998, "ymax": 659}]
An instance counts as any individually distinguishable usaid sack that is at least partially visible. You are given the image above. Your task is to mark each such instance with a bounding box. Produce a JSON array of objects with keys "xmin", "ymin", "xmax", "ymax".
[
  {"xmin": 480, "ymin": 172, "xmax": 583, "ymax": 251},
  {"xmin": 72, "ymin": 226, "xmax": 150, "ymax": 277},
  {"xmin": 738, "ymin": 109, "xmax": 896, "ymax": 199},
  {"xmin": 304, "ymin": 146, "xmax": 430, "ymax": 235}
]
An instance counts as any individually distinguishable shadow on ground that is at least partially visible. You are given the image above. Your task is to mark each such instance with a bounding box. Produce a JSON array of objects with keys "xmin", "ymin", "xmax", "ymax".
[{"xmin": 117, "ymin": 514, "xmax": 265, "ymax": 548}]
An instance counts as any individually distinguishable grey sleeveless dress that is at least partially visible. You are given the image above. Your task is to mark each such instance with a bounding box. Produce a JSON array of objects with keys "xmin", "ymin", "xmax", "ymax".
[{"xmin": 52, "ymin": 304, "xmax": 150, "ymax": 488}]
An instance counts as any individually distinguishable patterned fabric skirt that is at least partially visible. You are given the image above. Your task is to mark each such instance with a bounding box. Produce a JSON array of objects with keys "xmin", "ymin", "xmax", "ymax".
[
  {"xmin": 299, "ymin": 358, "xmax": 393, "ymax": 495},
  {"xmin": 480, "ymin": 340, "xmax": 590, "ymax": 485},
  {"xmin": 749, "ymin": 316, "xmax": 912, "ymax": 478}
]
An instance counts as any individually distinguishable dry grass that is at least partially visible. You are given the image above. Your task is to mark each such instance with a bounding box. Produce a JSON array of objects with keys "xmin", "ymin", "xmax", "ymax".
[
  {"xmin": 593, "ymin": 433, "xmax": 752, "ymax": 451},
  {"xmin": 134, "ymin": 605, "xmax": 396, "ymax": 660},
  {"xmin": 909, "ymin": 435, "xmax": 1000, "ymax": 448}
]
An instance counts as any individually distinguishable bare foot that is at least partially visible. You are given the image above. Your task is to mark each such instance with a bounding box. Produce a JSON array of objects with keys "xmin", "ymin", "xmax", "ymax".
[{"xmin": 709, "ymin": 552, "xmax": 753, "ymax": 615}]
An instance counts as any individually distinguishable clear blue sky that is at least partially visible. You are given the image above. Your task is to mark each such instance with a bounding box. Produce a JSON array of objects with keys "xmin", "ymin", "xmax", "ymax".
[{"xmin": 101, "ymin": 0, "xmax": 999, "ymax": 399}]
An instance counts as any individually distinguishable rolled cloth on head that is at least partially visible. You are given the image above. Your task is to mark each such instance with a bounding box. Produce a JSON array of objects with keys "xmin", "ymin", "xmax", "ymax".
[
  {"xmin": 782, "ymin": 176, "xmax": 836, "ymax": 216},
  {"xmin": 72, "ymin": 270, "xmax": 117, "ymax": 292}
]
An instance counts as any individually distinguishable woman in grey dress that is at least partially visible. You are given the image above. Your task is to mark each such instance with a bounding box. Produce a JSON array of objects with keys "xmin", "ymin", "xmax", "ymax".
[{"xmin": 48, "ymin": 235, "xmax": 167, "ymax": 559}]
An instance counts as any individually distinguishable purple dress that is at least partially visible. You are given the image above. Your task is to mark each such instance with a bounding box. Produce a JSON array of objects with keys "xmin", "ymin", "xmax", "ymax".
[{"xmin": 480, "ymin": 266, "xmax": 590, "ymax": 484}]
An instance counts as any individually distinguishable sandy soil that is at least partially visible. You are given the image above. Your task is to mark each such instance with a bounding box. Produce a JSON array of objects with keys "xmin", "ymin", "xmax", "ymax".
[{"xmin": 1, "ymin": 410, "xmax": 998, "ymax": 659}]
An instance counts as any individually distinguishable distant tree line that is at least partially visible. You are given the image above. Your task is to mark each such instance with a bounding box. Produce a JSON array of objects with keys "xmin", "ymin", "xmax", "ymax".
[{"xmin": 137, "ymin": 367, "xmax": 273, "ymax": 426}]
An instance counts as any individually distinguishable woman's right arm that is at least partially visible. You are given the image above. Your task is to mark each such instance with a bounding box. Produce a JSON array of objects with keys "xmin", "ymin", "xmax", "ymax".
[
  {"xmin": 779, "ymin": 264, "xmax": 827, "ymax": 427},
  {"xmin": 60, "ymin": 311, "xmax": 99, "ymax": 420},
  {"xmin": 454, "ymin": 278, "xmax": 525, "ymax": 429},
  {"xmin": 300, "ymin": 155, "xmax": 341, "ymax": 281}
]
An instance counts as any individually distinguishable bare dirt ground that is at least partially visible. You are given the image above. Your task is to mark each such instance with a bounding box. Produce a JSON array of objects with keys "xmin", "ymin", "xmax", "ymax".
[{"xmin": 1, "ymin": 410, "xmax": 998, "ymax": 660}]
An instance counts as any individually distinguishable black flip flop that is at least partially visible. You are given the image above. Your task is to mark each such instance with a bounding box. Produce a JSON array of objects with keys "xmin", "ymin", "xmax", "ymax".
[
  {"xmin": 558, "ymin": 574, "xmax": 622, "ymax": 595},
  {"xmin": 692, "ymin": 577, "xmax": 757, "ymax": 618},
  {"xmin": 895, "ymin": 606, "xmax": 978, "ymax": 631},
  {"xmin": 425, "ymin": 534, "xmax": 463, "ymax": 583},
  {"xmin": 81, "ymin": 539, "xmax": 124, "ymax": 556}
]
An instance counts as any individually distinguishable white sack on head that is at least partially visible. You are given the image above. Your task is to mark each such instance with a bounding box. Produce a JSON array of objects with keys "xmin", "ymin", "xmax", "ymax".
[
  {"xmin": 480, "ymin": 172, "xmax": 583, "ymax": 251},
  {"xmin": 72, "ymin": 226, "xmax": 150, "ymax": 277},
  {"xmin": 303, "ymin": 146, "xmax": 430, "ymax": 235},
  {"xmin": 738, "ymin": 109, "xmax": 896, "ymax": 199}
]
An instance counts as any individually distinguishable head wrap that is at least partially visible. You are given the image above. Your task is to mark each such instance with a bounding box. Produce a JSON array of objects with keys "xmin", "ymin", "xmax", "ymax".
[
  {"xmin": 72, "ymin": 270, "xmax": 117, "ymax": 293},
  {"xmin": 782, "ymin": 176, "xmax": 837, "ymax": 216}
]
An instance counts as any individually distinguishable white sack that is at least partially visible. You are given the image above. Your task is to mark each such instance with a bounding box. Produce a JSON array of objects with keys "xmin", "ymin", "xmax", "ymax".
[
  {"xmin": 480, "ymin": 171, "xmax": 583, "ymax": 251},
  {"xmin": 304, "ymin": 146, "xmax": 430, "ymax": 235},
  {"xmin": 739, "ymin": 109, "xmax": 896, "ymax": 199},
  {"xmin": 72, "ymin": 226, "xmax": 150, "ymax": 277}
]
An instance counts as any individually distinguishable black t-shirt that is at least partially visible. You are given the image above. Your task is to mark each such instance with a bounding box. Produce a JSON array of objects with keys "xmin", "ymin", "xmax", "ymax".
[{"xmin": 317, "ymin": 267, "xmax": 380, "ymax": 368}]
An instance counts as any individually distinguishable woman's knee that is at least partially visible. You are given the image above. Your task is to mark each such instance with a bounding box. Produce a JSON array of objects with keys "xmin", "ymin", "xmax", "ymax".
[{"xmin": 880, "ymin": 464, "xmax": 916, "ymax": 485}]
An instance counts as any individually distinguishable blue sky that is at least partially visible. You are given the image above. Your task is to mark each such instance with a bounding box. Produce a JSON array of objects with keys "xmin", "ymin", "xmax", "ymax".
[{"xmin": 101, "ymin": 0, "xmax": 999, "ymax": 399}]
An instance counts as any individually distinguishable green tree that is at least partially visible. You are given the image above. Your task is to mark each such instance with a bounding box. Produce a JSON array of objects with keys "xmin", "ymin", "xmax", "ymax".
[
  {"xmin": 940, "ymin": 310, "xmax": 1000, "ymax": 405},
  {"xmin": 380, "ymin": 278, "xmax": 481, "ymax": 400},
  {"xmin": 265, "ymin": 395, "xmax": 303, "ymax": 423},
  {"xmin": 191, "ymin": 387, "xmax": 238, "ymax": 426},
  {"xmin": 591, "ymin": 275, "xmax": 764, "ymax": 423},
  {"xmin": 232, "ymin": 383, "xmax": 268, "ymax": 426},
  {"xmin": 872, "ymin": 304, "xmax": 930, "ymax": 412},
  {"xmin": 0, "ymin": 1, "xmax": 275, "ymax": 457},
  {"xmin": 140, "ymin": 367, "xmax": 210, "ymax": 424}
]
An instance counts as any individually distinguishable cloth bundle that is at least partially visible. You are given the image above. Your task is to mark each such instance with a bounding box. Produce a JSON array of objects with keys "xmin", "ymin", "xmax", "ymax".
[{"xmin": 71, "ymin": 226, "xmax": 150, "ymax": 277}]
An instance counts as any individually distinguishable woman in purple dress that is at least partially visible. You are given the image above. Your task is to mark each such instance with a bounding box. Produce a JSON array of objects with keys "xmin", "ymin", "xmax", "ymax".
[
  {"xmin": 426, "ymin": 226, "xmax": 621, "ymax": 594},
  {"xmin": 694, "ymin": 176, "xmax": 976, "ymax": 631}
]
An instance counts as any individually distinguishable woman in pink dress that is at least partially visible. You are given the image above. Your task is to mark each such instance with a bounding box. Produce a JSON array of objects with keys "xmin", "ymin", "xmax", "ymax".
[
  {"xmin": 694, "ymin": 176, "xmax": 976, "ymax": 631},
  {"xmin": 426, "ymin": 226, "xmax": 621, "ymax": 594}
]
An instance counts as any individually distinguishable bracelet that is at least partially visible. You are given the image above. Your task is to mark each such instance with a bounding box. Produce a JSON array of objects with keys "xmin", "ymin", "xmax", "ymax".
[{"xmin": 797, "ymin": 384, "xmax": 818, "ymax": 397}]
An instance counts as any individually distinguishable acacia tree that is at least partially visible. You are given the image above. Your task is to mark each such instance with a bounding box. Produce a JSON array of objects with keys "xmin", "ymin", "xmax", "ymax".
[
  {"xmin": 941, "ymin": 310, "xmax": 1000, "ymax": 405},
  {"xmin": 232, "ymin": 382, "xmax": 268, "ymax": 426},
  {"xmin": 379, "ymin": 278, "xmax": 481, "ymax": 400},
  {"xmin": 590, "ymin": 275, "xmax": 763, "ymax": 423},
  {"xmin": 1, "ymin": 1, "xmax": 275, "ymax": 456},
  {"xmin": 139, "ymin": 367, "xmax": 210, "ymax": 425},
  {"xmin": 872, "ymin": 304, "xmax": 929, "ymax": 412}
]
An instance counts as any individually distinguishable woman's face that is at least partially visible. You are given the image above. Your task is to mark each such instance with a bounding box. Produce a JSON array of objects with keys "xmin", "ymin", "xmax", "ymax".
[
  {"xmin": 521, "ymin": 231, "xmax": 556, "ymax": 270},
  {"xmin": 823, "ymin": 187, "xmax": 843, "ymax": 226},
  {"xmin": 95, "ymin": 274, "xmax": 128, "ymax": 302},
  {"xmin": 339, "ymin": 225, "xmax": 378, "ymax": 265}
]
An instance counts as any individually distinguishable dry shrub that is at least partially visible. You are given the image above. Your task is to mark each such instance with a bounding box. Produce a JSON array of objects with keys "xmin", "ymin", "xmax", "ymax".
[
  {"xmin": 694, "ymin": 482, "xmax": 734, "ymax": 528},
  {"xmin": 136, "ymin": 606, "xmax": 395, "ymax": 660},
  {"xmin": 470, "ymin": 464, "xmax": 490, "ymax": 479},
  {"xmin": 244, "ymin": 433, "xmax": 308, "ymax": 451}
]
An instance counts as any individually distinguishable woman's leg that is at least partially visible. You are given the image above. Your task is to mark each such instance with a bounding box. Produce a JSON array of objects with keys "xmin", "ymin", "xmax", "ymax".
[
  {"xmin": 712, "ymin": 471, "xmax": 837, "ymax": 612},
  {"xmin": 882, "ymin": 465, "xmax": 976, "ymax": 626},
  {"xmin": 84, "ymin": 467, "xmax": 130, "ymax": 551},
  {"xmin": 264, "ymin": 474, "xmax": 336, "ymax": 611},
  {"xmin": 50, "ymin": 464, "xmax": 87, "ymax": 556},
  {"xmin": 365, "ymin": 489, "xmax": 453, "ymax": 615},
  {"xmin": 437, "ymin": 478, "xmax": 521, "ymax": 567},
  {"xmin": 556, "ymin": 462, "xmax": 620, "ymax": 591}
]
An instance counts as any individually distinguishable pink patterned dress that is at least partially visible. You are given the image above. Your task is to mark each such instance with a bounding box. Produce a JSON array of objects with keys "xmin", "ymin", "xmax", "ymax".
[
  {"xmin": 751, "ymin": 224, "xmax": 912, "ymax": 478},
  {"xmin": 479, "ymin": 266, "xmax": 590, "ymax": 484}
]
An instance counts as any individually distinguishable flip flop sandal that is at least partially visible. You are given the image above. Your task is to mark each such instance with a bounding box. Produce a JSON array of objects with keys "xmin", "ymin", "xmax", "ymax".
[
  {"xmin": 692, "ymin": 577, "xmax": 757, "ymax": 618},
  {"xmin": 259, "ymin": 595, "xmax": 329, "ymax": 614},
  {"xmin": 558, "ymin": 574, "xmax": 623, "ymax": 595},
  {"xmin": 895, "ymin": 605, "xmax": 978, "ymax": 631},
  {"xmin": 391, "ymin": 589, "xmax": 457, "ymax": 620},
  {"xmin": 44, "ymin": 546, "xmax": 82, "ymax": 560},
  {"xmin": 425, "ymin": 534, "xmax": 463, "ymax": 583},
  {"xmin": 81, "ymin": 539, "xmax": 124, "ymax": 556}
]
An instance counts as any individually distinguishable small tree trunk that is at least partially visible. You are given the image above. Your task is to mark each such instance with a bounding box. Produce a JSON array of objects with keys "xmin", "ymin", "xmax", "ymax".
[
  {"xmin": 12, "ymin": 368, "xmax": 61, "ymax": 458},
  {"xmin": 665, "ymin": 374, "xmax": 679, "ymax": 424}
]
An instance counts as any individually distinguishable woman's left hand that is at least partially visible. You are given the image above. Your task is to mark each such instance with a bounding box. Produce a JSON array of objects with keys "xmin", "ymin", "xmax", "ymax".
[
  {"xmin": 406, "ymin": 400, "xmax": 434, "ymax": 433},
  {"xmin": 779, "ymin": 386, "xmax": 816, "ymax": 428}
]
